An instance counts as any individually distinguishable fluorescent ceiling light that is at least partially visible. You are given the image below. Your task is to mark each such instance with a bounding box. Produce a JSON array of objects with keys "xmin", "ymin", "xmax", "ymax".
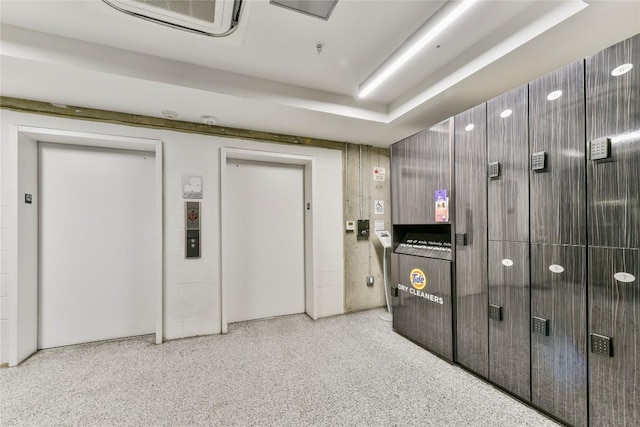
[
  {"xmin": 465, "ymin": 124, "xmax": 474, "ymax": 131},
  {"xmin": 358, "ymin": 0, "xmax": 479, "ymax": 99},
  {"xmin": 500, "ymin": 109, "xmax": 512, "ymax": 118}
]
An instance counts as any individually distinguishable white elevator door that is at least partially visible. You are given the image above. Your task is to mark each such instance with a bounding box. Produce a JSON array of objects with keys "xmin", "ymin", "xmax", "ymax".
[
  {"xmin": 38, "ymin": 143, "xmax": 156, "ymax": 349},
  {"xmin": 226, "ymin": 159, "xmax": 305, "ymax": 323}
]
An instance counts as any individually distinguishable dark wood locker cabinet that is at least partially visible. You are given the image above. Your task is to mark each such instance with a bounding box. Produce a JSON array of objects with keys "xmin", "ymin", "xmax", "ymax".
[
  {"xmin": 488, "ymin": 241, "xmax": 530, "ymax": 401},
  {"xmin": 530, "ymin": 244, "xmax": 587, "ymax": 427},
  {"xmin": 487, "ymin": 85, "xmax": 529, "ymax": 243},
  {"xmin": 453, "ymin": 104, "xmax": 489, "ymax": 377},
  {"xmin": 586, "ymin": 33, "xmax": 640, "ymax": 250},
  {"xmin": 391, "ymin": 254, "xmax": 453, "ymax": 361},
  {"xmin": 529, "ymin": 60, "xmax": 586, "ymax": 246},
  {"xmin": 588, "ymin": 247, "xmax": 640, "ymax": 427},
  {"xmin": 586, "ymin": 34, "xmax": 640, "ymax": 426},
  {"xmin": 391, "ymin": 120, "xmax": 452, "ymax": 225}
]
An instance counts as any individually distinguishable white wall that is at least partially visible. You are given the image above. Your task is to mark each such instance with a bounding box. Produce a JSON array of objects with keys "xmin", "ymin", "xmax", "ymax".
[{"xmin": 0, "ymin": 110, "xmax": 345, "ymax": 365}]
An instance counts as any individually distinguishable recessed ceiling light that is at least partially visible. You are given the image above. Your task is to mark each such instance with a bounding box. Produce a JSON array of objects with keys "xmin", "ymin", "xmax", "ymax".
[
  {"xmin": 547, "ymin": 90, "xmax": 562, "ymax": 101},
  {"xmin": 51, "ymin": 103, "xmax": 67, "ymax": 108},
  {"xmin": 358, "ymin": 0, "xmax": 479, "ymax": 98},
  {"xmin": 500, "ymin": 109, "xmax": 512, "ymax": 118},
  {"xmin": 201, "ymin": 115, "xmax": 218, "ymax": 126},
  {"xmin": 161, "ymin": 110, "xmax": 178, "ymax": 120},
  {"xmin": 611, "ymin": 63, "xmax": 633, "ymax": 77},
  {"xmin": 465, "ymin": 124, "xmax": 474, "ymax": 131}
]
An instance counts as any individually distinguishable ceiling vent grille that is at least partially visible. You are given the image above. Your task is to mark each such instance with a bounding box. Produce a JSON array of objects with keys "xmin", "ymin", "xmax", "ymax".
[
  {"xmin": 103, "ymin": 0, "xmax": 243, "ymax": 36},
  {"xmin": 270, "ymin": 0, "xmax": 338, "ymax": 21}
]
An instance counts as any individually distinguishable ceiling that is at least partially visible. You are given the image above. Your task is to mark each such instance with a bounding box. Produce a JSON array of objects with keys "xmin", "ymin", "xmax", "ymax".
[{"xmin": 1, "ymin": 0, "xmax": 638, "ymax": 147}]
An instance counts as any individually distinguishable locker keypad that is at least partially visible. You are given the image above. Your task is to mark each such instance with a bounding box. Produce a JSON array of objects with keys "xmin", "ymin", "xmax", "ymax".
[
  {"xmin": 489, "ymin": 304, "xmax": 502, "ymax": 321},
  {"xmin": 532, "ymin": 316, "xmax": 549, "ymax": 336},
  {"xmin": 591, "ymin": 334, "xmax": 612, "ymax": 357},
  {"xmin": 531, "ymin": 151, "xmax": 546, "ymax": 171},
  {"xmin": 488, "ymin": 161, "xmax": 500, "ymax": 179},
  {"xmin": 590, "ymin": 137, "xmax": 610, "ymax": 160}
]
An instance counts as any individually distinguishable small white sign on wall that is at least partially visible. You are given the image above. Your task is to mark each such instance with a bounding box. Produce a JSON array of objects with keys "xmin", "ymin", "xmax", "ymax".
[
  {"xmin": 373, "ymin": 167, "xmax": 386, "ymax": 181},
  {"xmin": 374, "ymin": 200, "xmax": 384, "ymax": 215},
  {"xmin": 375, "ymin": 220, "xmax": 385, "ymax": 231},
  {"xmin": 183, "ymin": 175, "xmax": 203, "ymax": 199}
]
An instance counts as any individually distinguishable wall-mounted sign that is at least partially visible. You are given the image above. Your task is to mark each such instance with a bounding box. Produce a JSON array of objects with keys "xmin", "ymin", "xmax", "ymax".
[
  {"xmin": 373, "ymin": 167, "xmax": 386, "ymax": 181},
  {"xmin": 375, "ymin": 220, "xmax": 385, "ymax": 231},
  {"xmin": 435, "ymin": 189, "xmax": 449, "ymax": 222},
  {"xmin": 183, "ymin": 175, "xmax": 203, "ymax": 199},
  {"xmin": 374, "ymin": 200, "xmax": 384, "ymax": 215}
]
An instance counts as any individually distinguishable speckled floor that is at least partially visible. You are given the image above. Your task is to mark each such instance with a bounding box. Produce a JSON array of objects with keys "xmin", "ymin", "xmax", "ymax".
[{"xmin": 0, "ymin": 308, "xmax": 558, "ymax": 426}]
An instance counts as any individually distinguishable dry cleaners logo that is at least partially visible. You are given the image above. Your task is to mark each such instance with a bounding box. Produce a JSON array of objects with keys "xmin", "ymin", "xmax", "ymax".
[
  {"xmin": 410, "ymin": 269, "xmax": 427, "ymax": 290},
  {"xmin": 398, "ymin": 268, "xmax": 444, "ymax": 305}
]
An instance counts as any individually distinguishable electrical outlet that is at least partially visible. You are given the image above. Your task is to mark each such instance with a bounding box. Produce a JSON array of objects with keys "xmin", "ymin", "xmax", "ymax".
[
  {"xmin": 489, "ymin": 304, "xmax": 502, "ymax": 321},
  {"xmin": 591, "ymin": 334, "xmax": 613, "ymax": 357},
  {"xmin": 532, "ymin": 316, "xmax": 549, "ymax": 336},
  {"xmin": 345, "ymin": 220, "xmax": 355, "ymax": 231}
]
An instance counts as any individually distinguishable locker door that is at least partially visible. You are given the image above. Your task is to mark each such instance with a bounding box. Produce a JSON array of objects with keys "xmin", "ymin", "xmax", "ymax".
[
  {"xmin": 529, "ymin": 60, "xmax": 586, "ymax": 246},
  {"xmin": 488, "ymin": 241, "xmax": 530, "ymax": 401},
  {"xmin": 530, "ymin": 244, "xmax": 587, "ymax": 427},
  {"xmin": 586, "ymin": 34, "xmax": 640, "ymax": 249},
  {"xmin": 588, "ymin": 247, "xmax": 640, "ymax": 426},
  {"xmin": 487, "ymin": 85, "xmax": 529, "ymax": 243},
  {"xmin": 391, "ymin": 120, "xmax": 451, "ymax": 225},
  {"xmin": 454, "ymin": 103, "xmax": 489, "ymax": 377}
]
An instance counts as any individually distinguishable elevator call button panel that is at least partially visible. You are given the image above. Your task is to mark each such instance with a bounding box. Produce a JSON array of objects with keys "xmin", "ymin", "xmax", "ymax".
[
  {"xmin": 185, "ymin": 201, "xmax": 201, "ymax": 259},
  {"xmin": 531, "ymin": 151, "xmax": 546, "ymax": 171},
  {"xmin": 590, "ymin": 137, "xmax": 611, "ymax": 160}
]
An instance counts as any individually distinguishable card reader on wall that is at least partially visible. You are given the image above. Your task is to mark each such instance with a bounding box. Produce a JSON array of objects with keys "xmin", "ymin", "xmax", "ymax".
[
  {"xmin": 375, "ymin": 230, "xmax": 392, "ymax": 248},
  {"xmin": 357, "ymin": 219, "xmax": 369, "ymax": 238}
]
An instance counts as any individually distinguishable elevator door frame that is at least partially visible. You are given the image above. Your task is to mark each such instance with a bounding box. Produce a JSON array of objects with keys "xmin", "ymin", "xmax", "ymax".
[
  {"xmin": 8, "ymin": 126, "xmax": 164, "ymax": 366},
  {"xmin": 220, "ymin": 148, "xmax": 316, "ymax": 333}
]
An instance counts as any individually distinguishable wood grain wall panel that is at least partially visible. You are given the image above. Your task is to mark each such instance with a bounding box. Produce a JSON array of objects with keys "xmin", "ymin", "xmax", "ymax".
[
  {"xmin": 454, "ymin": 103, "xmax": 489, "ymax": 377},
  {"xmin": 488, "ymin": 240, "xmax": 530, "ymax": 401},
  {"xmin": 391, "ymin": 253, "xmax": 453, "ymax": 361},
  {"xmin": 588, "ymin": 247, "xmax": 640, "ymax": 426},
  {"xmin": 586, "ymin": 33, "xmax": 640, "ymax": 249},
  {"xmin": 391, "ymin": 120, "xmax": 452, "ymax": 225},
  {"xmin": 531, "ymin": 244, "xmax": 587, "ymax": 427},
  {"xmin": 487, "ymin": 85, "xmax": 529, "ymax": 243},
  {"xmin": 529, "ymin": 61, "xmax": 586, "ymax": 246}
]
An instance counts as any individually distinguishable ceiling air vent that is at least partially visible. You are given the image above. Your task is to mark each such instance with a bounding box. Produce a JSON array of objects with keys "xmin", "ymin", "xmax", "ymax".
[
  {"xmin": 103, "ymin": 0, "xmax": 243, "ymax": 37},
  {"xmin": 270, "ymin": 0, "xmax": 338, "ymax": 21}
]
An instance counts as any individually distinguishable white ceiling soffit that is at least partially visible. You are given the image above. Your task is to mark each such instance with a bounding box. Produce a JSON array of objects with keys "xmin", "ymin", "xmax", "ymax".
[
  {"xmin": 0, "ymin": 1, "xmax": 586, "ymax": 123},
  {"xmin": 1, "ymin": 0, "xmax": 639, "ymax": 146}
]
